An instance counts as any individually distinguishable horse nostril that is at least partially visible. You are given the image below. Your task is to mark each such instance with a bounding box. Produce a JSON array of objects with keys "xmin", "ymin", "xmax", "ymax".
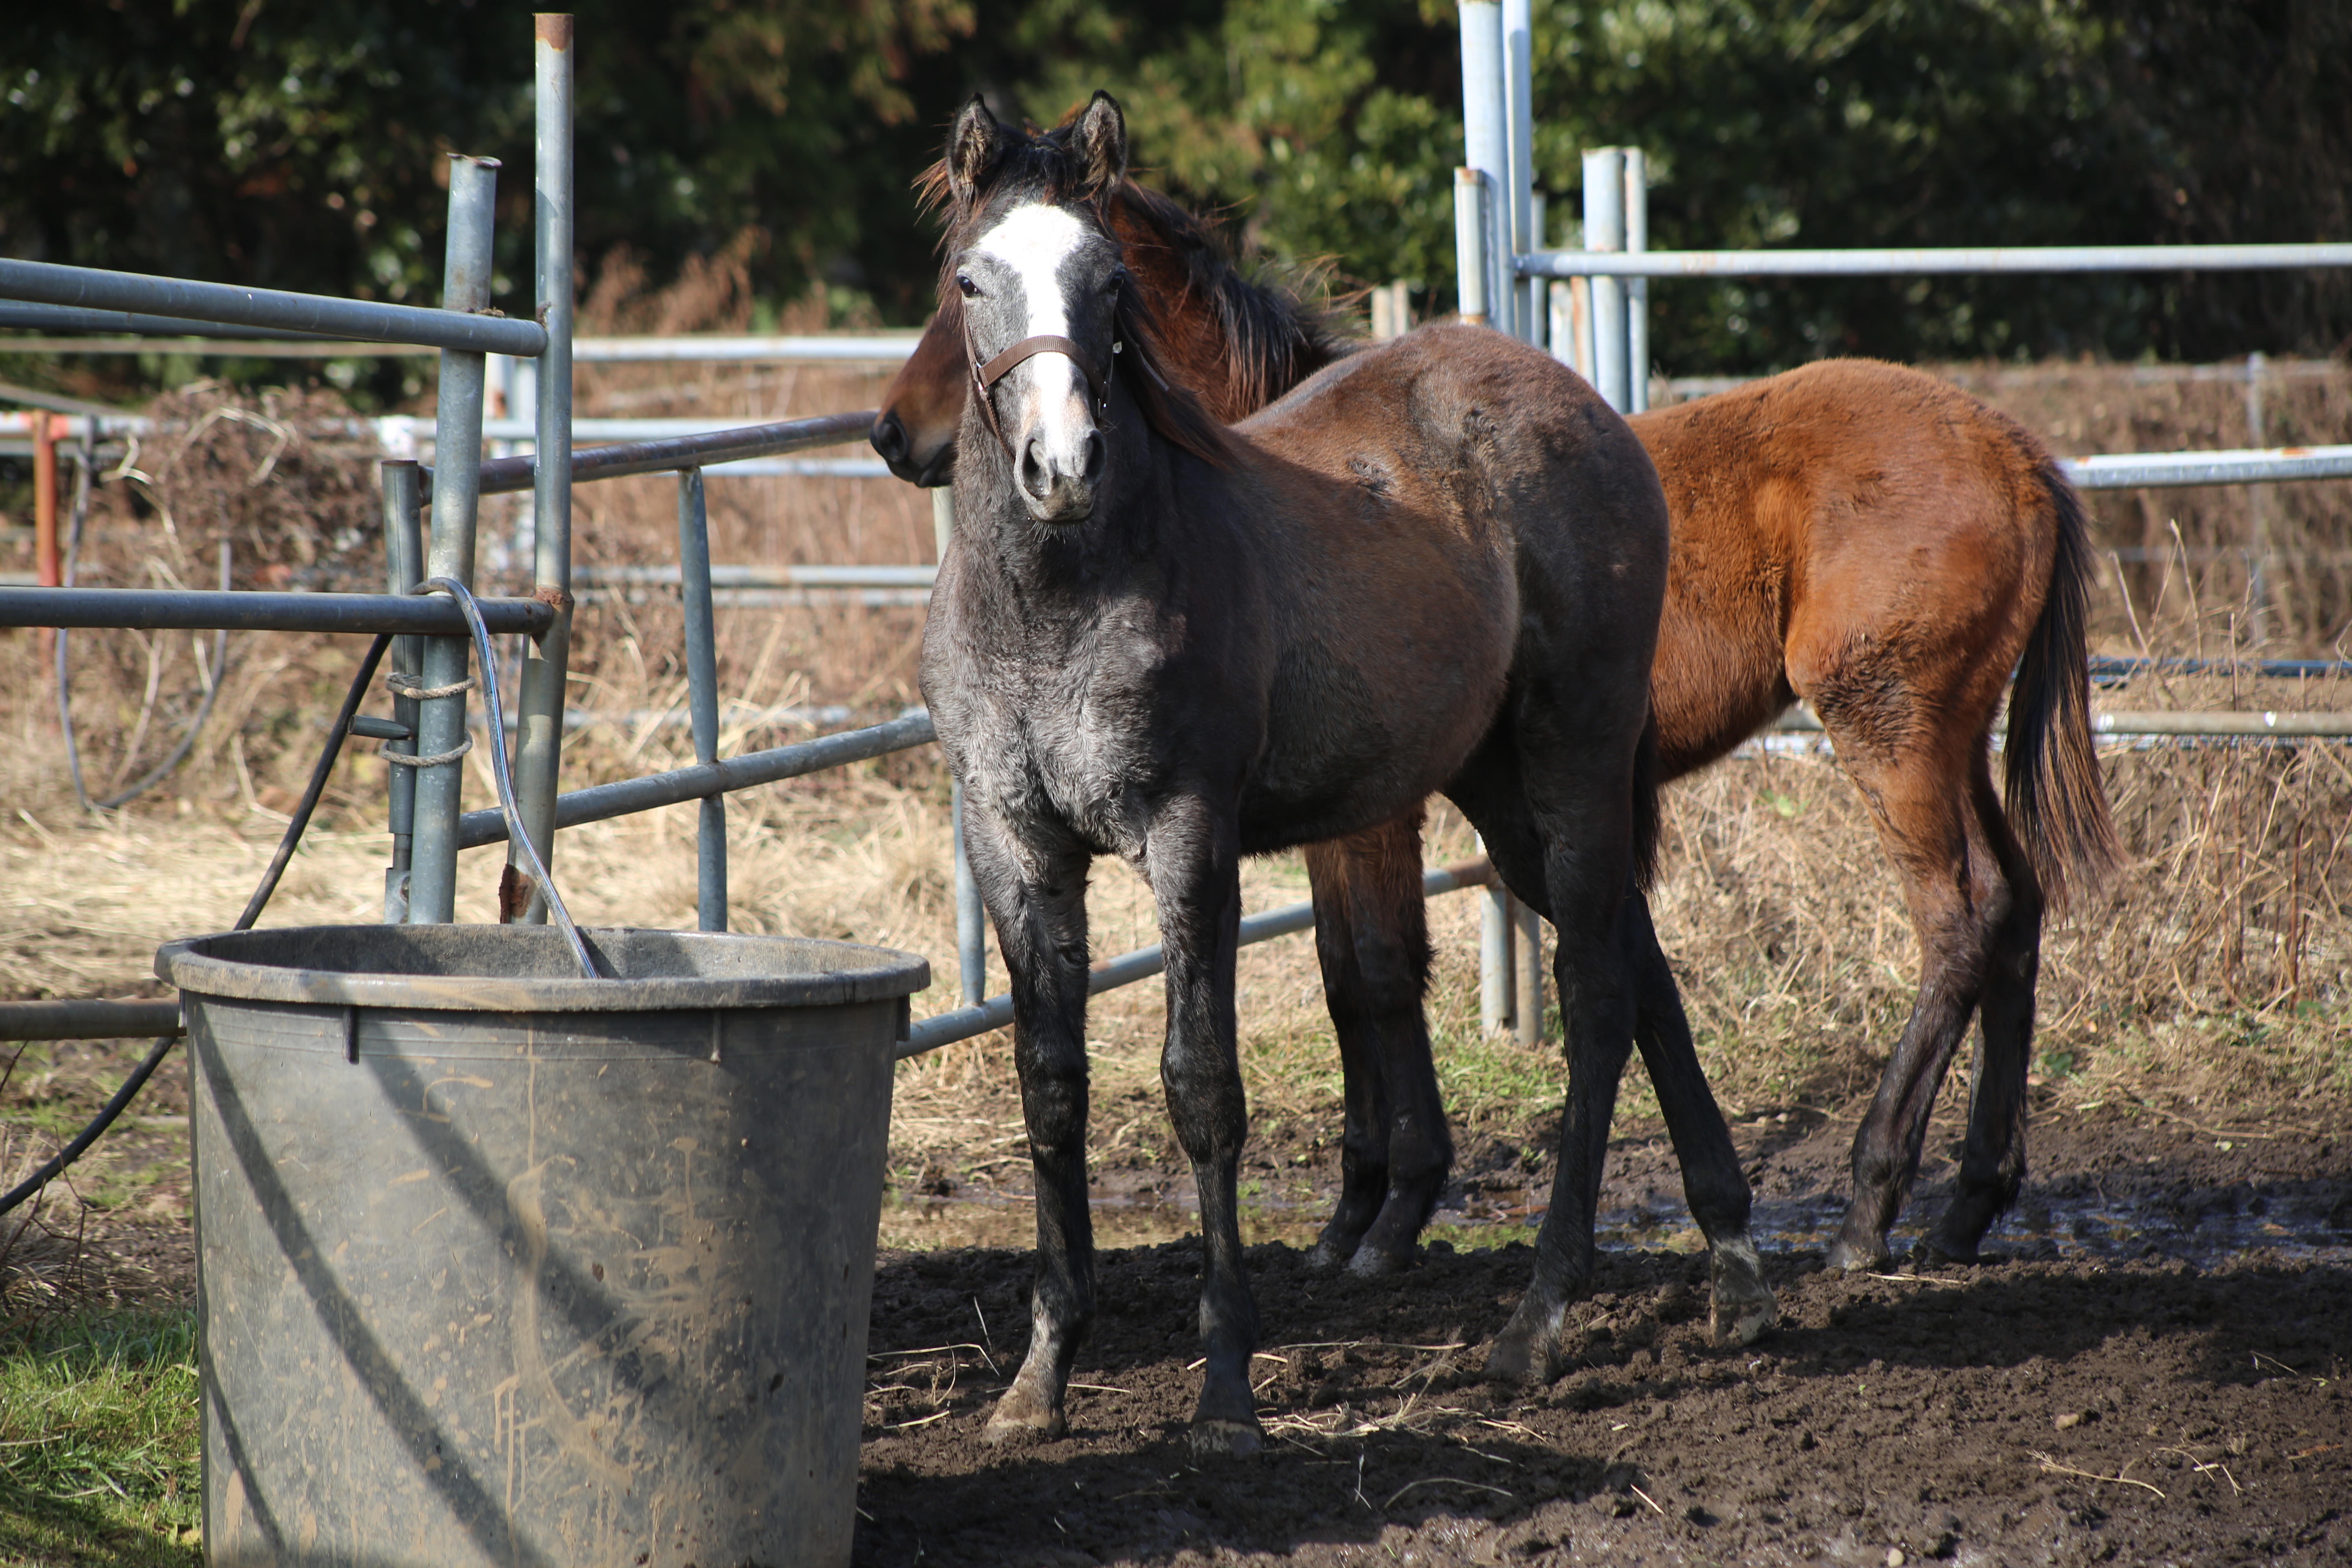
[
  {"xmin": 869, "ymin": 412, "xmax": 906, "ymax": 464},
  {"xmin": 1019, "ymin": 438, "xmax": 1052, "ymax": 500},
  {"xmin": 1082, "ymin": 430, "xmax": 1105, "ymax": 486}
]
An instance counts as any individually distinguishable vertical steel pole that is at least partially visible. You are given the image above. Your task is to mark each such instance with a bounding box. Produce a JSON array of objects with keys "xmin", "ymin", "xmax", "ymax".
[
  {"xmin": 407, "ymin": 154, "xmax": 499, "ymax": 925},
  {"xmin": 1458, "ymin": 0, "xmax": 1508, "ymax": 327},
  {"xmin": 1501, "ymin": 0, "xmax": 1537, "ymax": 342},
  {"xmin": 1583, "ymin": 147, "xmax": 1629, "ymax": 413},
  {"xmin": 1481, "ymin": 881, "xmax": 1516, "ymax": 1037},
  {"xmin": 1624, "ymin": 149, "xmax": 1650, "ymax": 414},
  {"xmin": 1526, "ymin": 193, "xmax": 1548, "ymax": 352},
  {"xmin": 381, "ymin": 460, "xmax": 425, "ymax": 922},
  {"xmin": 1453, "ymin": 169, "xmax": 1492, "ymax": 326},
  {"xmin": 33, "ymin": 414, "xmax": 58, "ymax": 662},
  {"xmin": 678, "ymin": 467, "xmax": 727, "ymax": 931},
  {"xmin": 1512, "ymin": 897, "xmax": 1544, "ymax": 1045},
  {"xmin": 511, "ymin": 12, "xmax": 576, "ymax": 923},
  {"xmin": 2245, "ymin": 350, "xmax": 2270, "ymax": 646},
  {"xmin": 935, "ymin": 488, "xmax": 987, "ymax": 1004}
]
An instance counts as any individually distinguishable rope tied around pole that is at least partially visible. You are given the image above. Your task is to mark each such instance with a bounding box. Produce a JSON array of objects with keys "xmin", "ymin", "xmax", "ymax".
[
  {"xmin": 381, "ymin": 737, "xmax": 473, "ymax": 768},
  {"xmin": 384, "ymin": 669, "xmax": 477, "ymax": 701}
]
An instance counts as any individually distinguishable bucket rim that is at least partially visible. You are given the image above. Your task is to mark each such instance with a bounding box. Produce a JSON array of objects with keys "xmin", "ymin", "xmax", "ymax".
[{"xmin": 157, "ymin": 924, "xmax": 931, "ymax": 1013}]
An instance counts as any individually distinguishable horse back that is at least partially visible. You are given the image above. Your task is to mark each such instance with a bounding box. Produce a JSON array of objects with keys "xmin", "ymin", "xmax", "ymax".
[
  {"xmin": 1634, "ymin": 359, "xmax": 2061, "ymax": 777},
  {"xmin": 1224, "ymin": 325, "xmax": 1670, "ymax": 842}
]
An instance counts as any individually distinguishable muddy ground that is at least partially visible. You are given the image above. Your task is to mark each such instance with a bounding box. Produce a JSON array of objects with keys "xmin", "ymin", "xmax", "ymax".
[{"xmin": 855, "ymin": 1101, "xmax": 2352, "ymax": 1568}]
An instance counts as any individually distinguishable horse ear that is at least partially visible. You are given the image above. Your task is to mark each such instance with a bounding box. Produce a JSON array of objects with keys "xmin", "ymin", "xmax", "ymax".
[
  {"xmin": 1069, "ymin": 91, "xmax": 1128, "ymax": 197},
  {"xmin": 945, "ymin": 95, "xmax": 1002, "ymax": 209}
]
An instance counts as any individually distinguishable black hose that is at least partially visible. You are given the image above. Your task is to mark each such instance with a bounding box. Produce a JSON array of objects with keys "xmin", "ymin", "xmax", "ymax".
[{"xmin": 0, "ymin": 632, "xmax": 394, "ymax": 1221}]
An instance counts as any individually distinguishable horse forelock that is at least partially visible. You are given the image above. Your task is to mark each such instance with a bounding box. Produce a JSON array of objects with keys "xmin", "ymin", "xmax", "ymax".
[{"xmin": 930, "ymin": 127, "xmax": 1236, "ymax": 471}]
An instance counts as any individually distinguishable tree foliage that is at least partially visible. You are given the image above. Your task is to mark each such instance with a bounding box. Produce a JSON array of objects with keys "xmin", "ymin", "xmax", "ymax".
[{"xmin": 3, "ymin": 0, "xmax": 2345, "ymax": 375}]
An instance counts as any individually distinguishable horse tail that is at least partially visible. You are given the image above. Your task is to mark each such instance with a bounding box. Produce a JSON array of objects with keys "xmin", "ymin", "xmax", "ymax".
[
  {"xmin": 2003, "ymin": 461, "xmax": 2121, "ymax": 911},
  {"xmin": 1631, "ymin": 712, "xmax": 1664, "ymax": 894}
]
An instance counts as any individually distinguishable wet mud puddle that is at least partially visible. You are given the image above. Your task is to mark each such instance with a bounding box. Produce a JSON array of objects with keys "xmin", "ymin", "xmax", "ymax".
[{"xmin": 882, "ymin": 1175, "xmax": 2352, "ymax": 1269}]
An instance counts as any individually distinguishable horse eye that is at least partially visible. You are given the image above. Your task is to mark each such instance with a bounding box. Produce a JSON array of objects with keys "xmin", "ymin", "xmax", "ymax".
[
  {"xmin": 1106, "ymin": 270, "xmax": 1127, "ymax": 294},
  {"xmin": 956, "ymin": 274, "xmax": 980, "ymax": 299}
]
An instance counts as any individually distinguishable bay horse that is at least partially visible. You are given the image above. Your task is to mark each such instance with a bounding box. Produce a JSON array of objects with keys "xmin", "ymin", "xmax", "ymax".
[
  {"xmin": 921, "ymin": 92, "xmax": 1772, "ymax": 1455},
  {"xmin": 875, "ymin": 144, "xmax": 2119, "ymax": 1279}
]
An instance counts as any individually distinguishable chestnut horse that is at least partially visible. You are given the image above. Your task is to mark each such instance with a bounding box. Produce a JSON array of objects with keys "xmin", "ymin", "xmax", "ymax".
[
  {"xmin": 923, "ymin": 92, "xmax": 1771, "ymax": 1454},
  {"xmin": 875, "ymin": 120, "xmax": 2120, "ymax": 1281}
]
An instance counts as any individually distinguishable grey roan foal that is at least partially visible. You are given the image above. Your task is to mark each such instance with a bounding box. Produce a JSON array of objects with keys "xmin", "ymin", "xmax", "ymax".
[{"xmin": 919, "ymin": 91, "xmax": 1774, "ymax": 1458}]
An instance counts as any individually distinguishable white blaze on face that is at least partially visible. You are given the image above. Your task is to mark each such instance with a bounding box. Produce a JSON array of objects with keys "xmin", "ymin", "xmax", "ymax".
[{"xmin": 975, "ymin": 203, "xmax": 1094, "ymax": 467}]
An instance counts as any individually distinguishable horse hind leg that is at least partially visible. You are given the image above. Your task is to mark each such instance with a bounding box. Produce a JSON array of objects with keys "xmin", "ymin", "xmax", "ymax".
[
  {"xmin": 1307, "ymin": 815, "xmax": 1451, "ymax": 1276},
  {"xmin": 1620, "ymin": 887, "xmax": 1776, "ymax": 1343},
  {"xmin": 1302, "ymin": 834, "xmax": 1388, "ymax": 1269},
  {"xmin": 1924, "ymin": 762, "xmax": 2044, "ymax": 1261},
  {"xmin": 1817, "ymin": 729, "xmax": 2011, "ymax": 1272}
]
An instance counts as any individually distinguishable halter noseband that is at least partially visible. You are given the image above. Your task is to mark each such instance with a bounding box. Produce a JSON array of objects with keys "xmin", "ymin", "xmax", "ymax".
[{"xmin": 962, "ymin": 311, "xmax": 1118, "ymax": 457}]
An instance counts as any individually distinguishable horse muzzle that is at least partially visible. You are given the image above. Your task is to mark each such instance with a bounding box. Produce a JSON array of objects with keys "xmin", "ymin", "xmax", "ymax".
[{"xmin": 1016, "ymin": 425, "xmax": 1104, "ymax": 524}]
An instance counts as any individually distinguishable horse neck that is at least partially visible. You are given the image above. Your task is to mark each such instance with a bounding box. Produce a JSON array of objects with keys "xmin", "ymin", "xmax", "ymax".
[{"xmin": 949, "ymin": 389, "xmax": 1195, "ymax": 608}]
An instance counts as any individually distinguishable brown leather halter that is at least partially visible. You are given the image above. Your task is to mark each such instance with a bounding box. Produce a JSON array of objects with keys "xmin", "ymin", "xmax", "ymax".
[{"xmin": 963, "ymin": 309, "xmax": 1114, "ymax": 457}]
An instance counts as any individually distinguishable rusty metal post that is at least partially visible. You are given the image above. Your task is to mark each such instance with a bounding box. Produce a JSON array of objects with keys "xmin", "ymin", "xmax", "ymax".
[
  {"xmin": 33, "ymin": 412, "xmax": 59, "ymax": 660},
  {"xmin": 511, "ymin": 11, "xmax": 576, "ymax": 923}
]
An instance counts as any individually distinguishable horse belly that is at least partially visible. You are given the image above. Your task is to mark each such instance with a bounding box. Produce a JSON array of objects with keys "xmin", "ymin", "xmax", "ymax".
[{"xmin": 1238, "ymin": 629, "xmax": 1506, "ymax": 852}]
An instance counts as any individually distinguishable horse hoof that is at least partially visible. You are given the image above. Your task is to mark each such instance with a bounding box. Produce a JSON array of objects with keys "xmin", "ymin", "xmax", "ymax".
[
  {"xmin": 1915, "ymin": 1232, "xmax": 1984, "ymax": 1267},
  {"xmin": 1306, "ymin": 1236, "xmax": 1356, "ymax": 1272},
  {"xmin": 983, "ymin": 1388, "xmax": 1066, "ymax": 1446},
  {"xmin": 1345, "ymin": 1242, "xmax": 1413, "ymax": 1278},
  {"xmin": 1189, "ymin": 1418, "xmax": 1264, "ymax": 1459},
  {"xmin": 1711, "ymin": 1289, "xmax": 1777, "ymax": 1346},
  {"xmin": 1824, "ymin": 1235, "xmax": 1886, "ymax": 1273}
]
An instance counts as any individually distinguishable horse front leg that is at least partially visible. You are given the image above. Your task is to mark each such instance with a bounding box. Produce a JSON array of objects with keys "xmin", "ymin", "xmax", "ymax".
[
  {"xmin": 1143, "ymin": 795, "xmax": 1262, "ymax": 1457},
  {"xmin": 963, "ymin": 815, "xmax": 1097, "ymax": 1446}
]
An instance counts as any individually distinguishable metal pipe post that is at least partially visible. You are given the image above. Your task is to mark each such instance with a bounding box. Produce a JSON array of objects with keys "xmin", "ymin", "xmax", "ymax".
[
  {"xmin": 1480, "ymin": 881, "xmax": 1516, "ymax": 1036},
  {"xmin": 2245, "ymin": 351, "xmax": 2270, "ymax": 645},
  {"xmin": 381, "ymin": 461, "xmax": 425, "ymax": 922},
  {"xmin": 1511, "ymin": 898, "xmax": 1544, "ymax": 1046},
  {"xmin": 1526, "ymin": 194, "xmax": 1548, "ymax": 352},
  {"xmin": 1457, "ymin": 0, "xmax": 1508, "ymax": 325},
  {"xmin": 1582, "ymin": 147, "xmax": 1629, "ymax": 412},
  {"xmin": 677, "ymin": 467, "xmax": 728, "ymax": 931},
  {"xmin": 934, "ymin": 488, "xmax": 987, "ymax": 1004},
  {"xmin": 1454, "ymin": 169, "xmax": 1492, "ymax": 325},
  {"xmin": 1501, "ymin": 0, "xmax": 1537, "ymax": 342},
  {"xmin": 1623, "ymin": 149, "xmax": 1649, "ymax": 414},
  {"xmin": 511, "ymin": 11, "xmax": 577, "ymax": 923},
  {"xmin": 407, "ymin": 154, "xmax": 500, "ymax": 925}
]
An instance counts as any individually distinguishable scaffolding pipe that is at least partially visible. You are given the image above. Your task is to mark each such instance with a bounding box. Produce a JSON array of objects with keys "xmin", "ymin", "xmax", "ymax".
[
  {"xmin": 408, "ymin": 154, "xmax": 501, "ymax": 925},
  {"xmin": 0, "ymin": 586, "xmax": 550, "ymax": 635},
  {"xmin": 1481, "ymin": 882, "xmax": 1515, "ymax": 1036},
  {"xmin": 678, "ymin": 468, "xmax": 728, "ymax": 931},
  {"xmin": 511, "ymin": 11, "xmax": 577, "ymax": 925},
  {"xmin": 1519, "ymin": 242, "xmax": 2352, "ymax": 278},
  {"xmin": 1501, "ymin": 0, "xmax": 1536, "ymax": 341},
  {"xmin": 0, "ymin": 258, "xmax": 547, "ymax": 355},
  {"xmin": 1453, "ymin": 170, "xmax": 1492, "ymax": 326},
  {"xmin": 1623, "ymin": 150, "xmax": 1649, "ymax": 414},
  {"xmin": 381, "ymin": 461, "xmax": 425, "ymax": 922},
  {"xmin": 1457, "ymin": 0, "xmax": 1508, "ymax": 327},
  {"xmin": 1582, "ymin": 148, "xmax": 1630, "ymax": 412},
  {"xmin": 935, "ymin": 489, "xmax": 988, "ymax": 1005}
]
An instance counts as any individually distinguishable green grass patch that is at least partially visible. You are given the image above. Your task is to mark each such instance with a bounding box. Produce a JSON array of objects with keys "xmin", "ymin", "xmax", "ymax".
[{"xmin": 0, "ymin": 1312, "xmax": 202, "ymax": 1568}]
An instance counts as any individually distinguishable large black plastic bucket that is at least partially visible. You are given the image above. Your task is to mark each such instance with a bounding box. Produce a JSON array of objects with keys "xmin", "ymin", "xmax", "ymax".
[{"xmin": 157, "ymin": 924, "xmax": 929, "ymax": 1568}]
